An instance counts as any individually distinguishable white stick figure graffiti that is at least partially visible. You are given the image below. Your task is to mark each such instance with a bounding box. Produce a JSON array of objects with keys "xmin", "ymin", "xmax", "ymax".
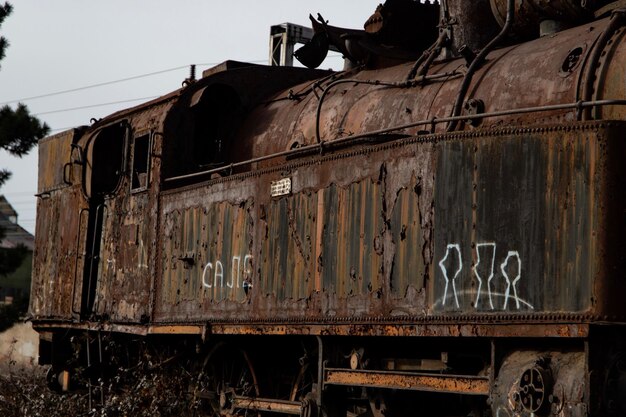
[
  {"xmin": 438, "ymin": 244, "xmax": 462, "ymax": 308},
  {"xmin": 501, "ymin": 251, "xmax": 521, "ymax": 310},
  {"xmin": 473, "ymin": 242, "xmax": 496, "ymax": 309},
  {"xmin": 439, "ymin": 243, "xmax": 533, "ymax": 310}
]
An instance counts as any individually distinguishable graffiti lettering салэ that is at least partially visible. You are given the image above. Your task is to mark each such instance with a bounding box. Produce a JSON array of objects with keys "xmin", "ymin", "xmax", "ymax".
[
  {"xmin": 438, "ymin": 243, "xmax": 533, "ymax": 310},
  {"xmin": 202, "ymin": 255, "xmax": 253, "ymax": 291}
]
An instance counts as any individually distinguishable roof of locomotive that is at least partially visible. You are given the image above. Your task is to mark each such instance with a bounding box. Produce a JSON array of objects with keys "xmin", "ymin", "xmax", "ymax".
[{"xmin": 86, "ymin": 60, "xmax": 333, "ymax": 133}]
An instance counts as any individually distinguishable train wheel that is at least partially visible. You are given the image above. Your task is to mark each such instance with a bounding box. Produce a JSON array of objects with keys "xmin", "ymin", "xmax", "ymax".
[
  {"xmin": 193, "ymin": 342, "xmax": 260, "ymax": 417},
  {"xmin": 289, "ymin": 361, "xmax": 315, "ymax": 402}
]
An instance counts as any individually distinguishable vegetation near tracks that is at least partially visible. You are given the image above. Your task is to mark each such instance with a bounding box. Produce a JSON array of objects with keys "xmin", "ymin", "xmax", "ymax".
[
  {"xmin": 0, "ymin": 360, "xmax": 196, "ymax": 417},
  {"xmin": 0, "ymin": 368, "xmax": 86, "ymax": 417}
]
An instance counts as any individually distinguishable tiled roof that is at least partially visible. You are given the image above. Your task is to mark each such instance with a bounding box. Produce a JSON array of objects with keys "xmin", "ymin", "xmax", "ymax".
[{"xmin": 0, "ymin": 196, "xmax": 34, "ymax": 251}]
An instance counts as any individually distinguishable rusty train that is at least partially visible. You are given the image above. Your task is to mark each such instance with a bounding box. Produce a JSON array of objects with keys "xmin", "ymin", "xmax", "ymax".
[{"xmin": 28, "ymin": 0, "xmax": 626, "ymax": 415}]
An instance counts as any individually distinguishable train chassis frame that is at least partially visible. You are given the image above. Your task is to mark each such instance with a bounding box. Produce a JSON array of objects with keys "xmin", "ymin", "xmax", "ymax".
[{"xmin": 34, "ymin": 321, "xmax": 626, "ymax": 417}]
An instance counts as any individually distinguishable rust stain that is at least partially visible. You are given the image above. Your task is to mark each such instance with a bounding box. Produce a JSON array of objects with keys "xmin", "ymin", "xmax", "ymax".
[{"xmin": 324, "ymin": 368, "xmax": 490, "ymax": 395}]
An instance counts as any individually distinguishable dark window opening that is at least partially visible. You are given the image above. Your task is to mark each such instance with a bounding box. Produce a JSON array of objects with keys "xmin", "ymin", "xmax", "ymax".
[
  {"xmin": 191, "ymin": 84, "xmax": 242, "ymax": 171},
  {"xmin": 131, "ymin": 133, "xmax": 150, "ymax": 191},
  {"xmin": 162, "ymin": 83, "xmax": 244, "ymax": 187},
  {"xmin": 86, "ymin": 122, "xmax": 127, "ymax": 198}
]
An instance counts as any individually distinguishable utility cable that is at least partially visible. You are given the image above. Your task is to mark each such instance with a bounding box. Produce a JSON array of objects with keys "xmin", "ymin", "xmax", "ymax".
[
  {"xmin": 0, "ymin": 65, "xmax": 188, "ymax": 105},
  {"xmin": 34, "ymin": 96, "xmax": 159, "ymax": 116},
  {"xmin": 1, "ymin": 55, "xmax": 345, "ymax": 106}
]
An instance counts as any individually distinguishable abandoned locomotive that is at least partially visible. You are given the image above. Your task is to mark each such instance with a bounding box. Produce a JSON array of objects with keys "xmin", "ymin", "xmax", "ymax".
[{"xmin": 29, "ymin": 0, "xmax": 626, "ymax": 416}]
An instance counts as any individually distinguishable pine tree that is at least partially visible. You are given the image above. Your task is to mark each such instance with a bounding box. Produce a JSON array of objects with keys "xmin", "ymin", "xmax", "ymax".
[
  {"xmin": 0, "ymin": 2, "xmax": 49, "ymax": 322},
  {"xmin": 0, "ymin": 3, "xmax": 10, "ymax": 63},
  {"xmin": 0, "ymin": 2, "xmax": 49, "ymax": 187}
]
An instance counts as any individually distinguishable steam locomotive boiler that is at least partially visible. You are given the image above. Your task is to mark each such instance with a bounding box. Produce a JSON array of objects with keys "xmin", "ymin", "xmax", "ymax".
[{"xmin": 28, "ymin": 0, "xmax": 626, "ymax": 416}]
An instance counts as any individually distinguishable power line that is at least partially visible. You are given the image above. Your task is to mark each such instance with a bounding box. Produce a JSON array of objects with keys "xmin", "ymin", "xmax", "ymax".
[
  {"xmin": 0, "ymin": 191, "xmax": 37, "ymax": 196},
  {"xmin": 0, "ymin": 59, "xmax": 268, "ymax": 105},
  {"xmin": 1, "ymin": 55, "xmax": 344, "ymax": 106},
  {"xmin": 1, "ymin": 54, "xmax": 349, "ymax": 135},
  {"xmin": 34, "ymin": 96, "xmax": 159, "ymax": 116},
  {"xmin": 36, "ymin": 59, "xmax": 348, "ymax": 119},
  {"xmin": 49, "ymin": 125, "xmax": 81, "ymax": 133},
  {"xmin": 0, "ymin": 65, "xmax": 189, "ymax": 105}
]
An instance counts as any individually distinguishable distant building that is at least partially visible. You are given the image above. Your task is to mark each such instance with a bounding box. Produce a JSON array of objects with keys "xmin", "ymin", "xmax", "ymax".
[{"xmin": 0, "ymin": 196, "xmax": 34, "ymax": 306}]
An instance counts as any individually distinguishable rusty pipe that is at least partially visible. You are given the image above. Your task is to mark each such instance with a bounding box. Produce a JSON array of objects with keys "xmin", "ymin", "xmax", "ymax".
[
  {"xmin": 416, "ymin": 33, "xmax": 448, "ymax": 78},
  {"xmin": 447, "ymin": 0, "xmax": 515, "ymax": 132},
  {"xmin": 406, "ymin": 30, "xmax": 449, "ymax": 82}
]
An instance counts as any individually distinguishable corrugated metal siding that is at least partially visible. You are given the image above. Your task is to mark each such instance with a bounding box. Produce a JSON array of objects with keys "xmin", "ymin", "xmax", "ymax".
[
  {"xmin": 260, "ymin": 192, "xmax": 317, "ymax": 300},
  {"xmin": 433, "ymin": 129, "xmax": 600, "ymax": 314},
  {"xmin": 161, "ymin": 200, "xmax": 253, "ymax": 306},
  {"xmin": 320, "ymin": 181, "xmax": 384, "ymax": 297},
  {"xmin": 259, "ymin": 181, "xmax": 385, "ymax": 301},
  {"xmin": 152, "ymin": 124, "xmax": 620, "ymax": 325},
  {"xmin": 390, "ymin": 176, "xmax": 427, "ymax": 297}
]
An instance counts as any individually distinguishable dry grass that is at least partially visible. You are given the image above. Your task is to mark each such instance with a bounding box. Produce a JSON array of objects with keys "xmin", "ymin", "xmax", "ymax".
[{"xmin": 0, "ymin": 362, "xmax": 198, "ymax": 417}]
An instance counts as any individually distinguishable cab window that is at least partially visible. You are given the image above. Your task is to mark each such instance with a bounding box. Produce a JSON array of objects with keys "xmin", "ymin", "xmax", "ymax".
[{"xmin": 131, "ymin": 133, "xmax": 151, "ymax": 192}]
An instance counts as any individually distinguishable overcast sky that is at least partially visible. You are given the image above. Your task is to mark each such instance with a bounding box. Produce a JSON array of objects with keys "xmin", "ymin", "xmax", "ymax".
[{"xmin": 0, "ymin": 1, "xmax": 378, "ymax": 234}]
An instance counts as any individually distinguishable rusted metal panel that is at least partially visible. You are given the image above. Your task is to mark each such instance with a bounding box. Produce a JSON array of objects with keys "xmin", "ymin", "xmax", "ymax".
[
  {"xmin": 389, "ymin": 176, "xmax": 425, "ymax": 297},
  {"xmin": 154, "ymin": 125, "xmax": 600, "ymax": 326},
  {"xmin": 260, "ymin": 192, "xmax": 317, "ymax": 300},
  {"xmin": 209, "ymin": 322, "xmax": 590, "ymax": 338},
  {"xmin": 324, "ymin": 368, "xmax": 490, "ymax": 395},
  {"xmin": 31, "ymin": 321, "xmax": 150, "ymax": 336},
  {"xmin": 153, "ymin": 122, "xmax": 624, "ymax": 332},
  {"xmin": 161, "ymin": 200, "xmax": 253, "ymax": 306},
  {"xmin": 30, "ymin": 186, "xmax": 86, "ymax": 319},
  {"xmin": 319, "ymin": 181, "xmax": 384, "ymax": 298},
  {"xmin": 31, "ymin": 128, "xmax": 87, "ymax": 319},
  {"xmin": 30, "ymin": 320, "xmax": 590, "ymax": 339},
  {"xmin": 433, "ymin": 125, "xmax": 605, "ymax": 314},
  {"xmin": 147, "ymin": 324, "xmax": 203, "ymax": 335},
  {"xmin": 231, "ymin": 397, "xmax": 302, "ymax": 415},
  {"xmin": 95, "ymin": 193, "xmax": 153, "ymax": 321},
  {"xmin": 36, "ymin": 129, "xmax": 81, "ymax": 194}
]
